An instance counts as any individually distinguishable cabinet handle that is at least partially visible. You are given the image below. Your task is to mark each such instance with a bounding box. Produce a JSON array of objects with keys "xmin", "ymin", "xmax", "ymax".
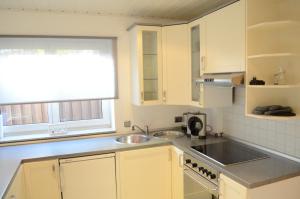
[
  {"xmin": 163, "ymin": 90, "xmax": 167, "ymax": 102},
  {"xmin": 52, "ymin": 164, "xmax": 56, "ymax": 173},
  {"xmin": 179, "ymin": 154, "xmax": 183, "ymax": 168},
  {"xmin": 201, "ymin": 56, "xmax": 206, "ymax": 72},
  {"xmin": 140, "ymin": 91, "xmax": 144, "ymax": 104},
  {"xmin": 219, "ymin": 178, "xmax": 225, "ymax": 198},
  {"xmin": 10, "ymin": 195, "xmax": 16, "ymax": 199}
]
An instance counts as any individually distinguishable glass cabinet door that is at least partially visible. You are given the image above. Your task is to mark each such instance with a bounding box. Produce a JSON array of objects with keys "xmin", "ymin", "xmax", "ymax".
[
  {"xmin": 142, "ymin": 31, "xmax": 159, "ymax": 101},
  {"xmin": 191, "ymin": 25, "xmax": 201, "ymax": 103}
]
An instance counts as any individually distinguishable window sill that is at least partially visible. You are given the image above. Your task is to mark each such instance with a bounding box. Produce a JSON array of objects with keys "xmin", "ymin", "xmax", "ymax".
[{"xmin": 0, "ymin": 127, "xmax": 116, "ymax": 145}]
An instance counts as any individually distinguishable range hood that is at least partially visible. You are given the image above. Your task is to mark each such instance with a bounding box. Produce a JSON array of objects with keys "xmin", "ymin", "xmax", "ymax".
[{"xmin": 196, "ymin": 73, "xmax": 244, "ymax": 87}]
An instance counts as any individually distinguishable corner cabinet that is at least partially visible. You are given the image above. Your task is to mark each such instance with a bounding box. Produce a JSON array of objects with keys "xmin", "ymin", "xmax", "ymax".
[
  {"xmin": 116, "ymin": 146, "xmax": 172, "ymax": 199},
  {"xmin": 4, "ymin": 166, "xmax": 27, "ymax": 199},
  {"xmin": 162, "ymin": 24, "xmax": 190, "ymax": 105},
  {"xmin": 23, "ymin": 160, "xmax": 61, "ymax": 199},
  {"xmin": 130, "ymin": 25, "xmax": 163, "ymax": 106}
]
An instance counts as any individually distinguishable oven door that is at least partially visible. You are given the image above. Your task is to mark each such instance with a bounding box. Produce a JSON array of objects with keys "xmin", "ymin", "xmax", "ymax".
[{"xmin": 184, "ymin": 166, "xmax": 218, "ymax": 199}]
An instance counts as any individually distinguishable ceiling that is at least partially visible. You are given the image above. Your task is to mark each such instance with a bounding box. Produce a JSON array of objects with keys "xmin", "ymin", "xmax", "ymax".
[{"xmin": 0, "ymin": 0, "xmax": 236, "ymax": 20}]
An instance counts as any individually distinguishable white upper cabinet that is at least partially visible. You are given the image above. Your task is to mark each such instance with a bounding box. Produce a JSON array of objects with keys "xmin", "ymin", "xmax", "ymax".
[
  {"xmin": 189, "ymin": 18, "xmax": 206, "ymax": 107},
  {"xmin": 130, "ymin": 25, "xmax": 163, "ymax": 106},
  {"xmin": 204, "ymin": 0, "xmax": 246, "ymax": 74},
  {"xmin": 162, "ymin": 24, "xmax": 190, "ymax": 105}
]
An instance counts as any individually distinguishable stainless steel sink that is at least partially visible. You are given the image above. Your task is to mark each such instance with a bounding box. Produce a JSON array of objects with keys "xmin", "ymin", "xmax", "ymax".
[
  {"xmin": 152, "ymin": 130, "xmax": 184, "ymax": 139},
  {"xmin": 115, "ymin": 134, "xmax": 151, "ymax": 144}
]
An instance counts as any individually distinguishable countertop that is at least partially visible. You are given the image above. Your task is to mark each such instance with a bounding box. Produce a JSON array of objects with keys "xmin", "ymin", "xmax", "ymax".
[
  {"xmin": 172, "ymin": 136, "xmax": 300, "ymax": 188},
  {"xmin": 1, "ymin": 133, "xmax": 300, "ymax": 198}
]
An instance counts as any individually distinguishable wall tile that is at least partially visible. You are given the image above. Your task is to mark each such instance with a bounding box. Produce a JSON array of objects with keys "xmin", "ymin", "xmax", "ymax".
[{"xmin": 223, "ymin": 87, "xmax": 300, "ymax": 159}]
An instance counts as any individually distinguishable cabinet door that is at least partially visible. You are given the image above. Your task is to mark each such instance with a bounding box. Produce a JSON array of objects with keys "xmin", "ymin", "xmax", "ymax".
[
  {"xmin": 162, "ymin": 24, "xmax": 189, "ymax": 105},
  {"xmin": 117, "ymin": 146, "xmax": 172, "ymax": 199},
  {"xmin": 60, "ymin": 154, "xmax": 116, "ymax": 199},
  {"xmin": 171, "ymin": 147, "xmax": 184, "ymax": 199},
  {"xmin": 139, "ymin": 26, "xmax": 163, "ymax": 105},
  {"xmin": 219, "ymin": 174, "xmax": 248, "ymax": 199},
  {"xmin": 23, "ymin": 160, "xmax": 61, "ymax": 199},
  {"xmin": 189, "ymin": 19, "xmax": 206, "ymax": 107},
  {"xmin": 205, "ymin": 0, "xmax": 245, "ymax": 73},
  {"xmin": 5, "ymin": 166, "xmax": 26, "ymax": 199}
]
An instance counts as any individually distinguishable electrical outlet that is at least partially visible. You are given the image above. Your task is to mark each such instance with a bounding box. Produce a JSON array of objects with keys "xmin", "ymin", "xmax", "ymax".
[
  {"xmin": 48, "ymin": 123, "xmax": 67, "ymax": 134},
  {"xmin": 124, "ymin": 120, "xmax": 131, "ymax": 128},
  {"xmin": 174, "ymin": 116, "xmax": 183, "ymax": 123}
]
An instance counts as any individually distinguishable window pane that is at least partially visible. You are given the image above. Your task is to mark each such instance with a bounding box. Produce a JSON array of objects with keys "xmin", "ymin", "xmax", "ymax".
[
  {"xmin": 0, "ymin": 103, "xmax": 49, "ymax": 126},
  {"xmin": 59, "ymin": 100, "xmax": 103, "ymax": 122}
]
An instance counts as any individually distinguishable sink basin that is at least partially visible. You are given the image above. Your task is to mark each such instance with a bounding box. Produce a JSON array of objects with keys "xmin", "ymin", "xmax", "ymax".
[
  {"xmin": 152, "ymin": 130, "xmax": 184, "ymax": 139},
  {"xmin": 115, "ymin": 134, "xmax": 151, "ymax": 144}
]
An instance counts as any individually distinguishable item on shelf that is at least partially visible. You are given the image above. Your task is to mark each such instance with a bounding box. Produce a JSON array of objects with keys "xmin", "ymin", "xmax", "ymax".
[
  {"xmin": 252, "ymin": 105, "xmax": 296, "ymax": 117},
  {"xmin": 273, "ymin": 66, "xmax": 286, "ymax": 85},
  {"xmin": 249, "ymin": 77, "xmax": 265, "ymax": 85}
]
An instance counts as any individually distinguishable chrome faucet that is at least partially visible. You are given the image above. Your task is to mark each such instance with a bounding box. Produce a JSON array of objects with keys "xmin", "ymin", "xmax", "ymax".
[{"xmin": 131, "ymin": 124, "xmax": 150, "ymax": 136}]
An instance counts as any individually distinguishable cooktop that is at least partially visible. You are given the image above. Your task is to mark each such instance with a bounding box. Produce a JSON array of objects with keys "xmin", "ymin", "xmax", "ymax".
[{"xmin": 191, "ymin": 141, "xmax": 269, "ymax": 166}]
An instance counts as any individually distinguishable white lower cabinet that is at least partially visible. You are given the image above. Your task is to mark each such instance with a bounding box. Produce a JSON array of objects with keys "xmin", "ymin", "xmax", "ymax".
[
  {"xmin": 23, "ymin": 160, "xmax": 61, "ymax": 199},
  {"xmin": 171, "ymin": 146, "xmax": 184, "ymax": 199},
  {"xmin": 220, "ymin": 173, "xmax": 300, "ymax": 199},
  {"xmin": 4, "ymin": 166, "xmax": 26, "ymax": 199},
  {"xmin": 59, "ymin": 154, "xmax": 117, "ymax": 199},
  {"xmin": 117, "ymin": 146, "xmax": 172, "ymax": 199},
  {"xmin": 219, "ymin": 174, "xmax": 248, "ymax": 199}
]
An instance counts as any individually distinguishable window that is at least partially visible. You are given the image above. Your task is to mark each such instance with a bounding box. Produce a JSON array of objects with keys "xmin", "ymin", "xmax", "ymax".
[
  {"xmin": 0, "ymin": 100, "xmax": 113, "ymax": 139},
  {"xmin": 0, "ymin": 36, "xmax": 117, "ymax": 141}
]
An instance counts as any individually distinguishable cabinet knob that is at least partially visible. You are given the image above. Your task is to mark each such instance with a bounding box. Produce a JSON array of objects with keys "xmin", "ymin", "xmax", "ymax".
[{"xmin": 10, "ymin": 195, "xmax": 16, "ymax": 199}]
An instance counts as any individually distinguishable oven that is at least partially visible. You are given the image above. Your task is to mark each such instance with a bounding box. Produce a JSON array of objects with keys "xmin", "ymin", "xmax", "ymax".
[{"xmin": 184, "ymin": 153, "xmax": 219, "ymax": 199}]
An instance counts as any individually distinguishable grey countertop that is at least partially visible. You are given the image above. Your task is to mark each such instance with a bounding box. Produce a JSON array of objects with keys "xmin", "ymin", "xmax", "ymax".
[{"xmin": 1, "ymin": 133, "xmax": 300, "ymax": 198}]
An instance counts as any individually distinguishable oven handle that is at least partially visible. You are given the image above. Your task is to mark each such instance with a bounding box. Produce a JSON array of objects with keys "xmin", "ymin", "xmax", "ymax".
[{"xmin": 184, "ymin": 166, "xmax": 219, "ymax": 197}]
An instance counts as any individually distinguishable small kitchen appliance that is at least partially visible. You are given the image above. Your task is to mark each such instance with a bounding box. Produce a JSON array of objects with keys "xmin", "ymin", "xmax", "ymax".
[{"xmin": 186, "ymin": 112, "xmax": 206, "ymax": 139}]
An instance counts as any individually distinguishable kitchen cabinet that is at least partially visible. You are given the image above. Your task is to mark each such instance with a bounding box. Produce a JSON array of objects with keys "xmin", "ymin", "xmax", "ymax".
[
  {"xmin": 189, "ymin": 18, "xmax": 206, "ymax": 107},
  {"xmin": 116, "ymin": 146, "xmax": 172, "ymax": 199},
  {"xmin": 23, "ymin": 160, "xmax": 61, "ymax": 199},
  {"xmin": 130, "ymin": 25, "xmax": 163, "ymax": 105},
  {"xmin": 171, "ymin": 146, "xmax": 184, "ymax": 199},
  {"xmin": 162, "ymin": 24, "xmax": 189, "ymax": 105},
  {"xmin": 204, "ymin": 0, "xmax": 245, "ymax": 74},
  {"xmin": 59, "ymin": 154, "xmax": 116, "ymax": 199},
  {"xmin": 220, "ymin": 173, "xmax": 300, "ymax": 199},
  {"xmin": 4, "ymin": 166, "xmax": 26, "ymax": 199},
  {"xmin": 219, "ymin": 174, "xmax": 247, "ymax": 199}
]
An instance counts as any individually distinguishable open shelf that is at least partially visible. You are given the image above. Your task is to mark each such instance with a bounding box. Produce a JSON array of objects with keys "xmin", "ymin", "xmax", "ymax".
[
  {"xmin": 247, "ymin": 85, "xmax": 300, "ymax": 89},
  {"xmin": 246, "ymin": 114, "xmax": 300, "ymax": 121},
  {"xmin": 248, "ymin": 20, "xmax": 300, "ymax": 30},
  {"xmin": 247, "ymin": 53, "xmax": 296, "ymax": 60}
]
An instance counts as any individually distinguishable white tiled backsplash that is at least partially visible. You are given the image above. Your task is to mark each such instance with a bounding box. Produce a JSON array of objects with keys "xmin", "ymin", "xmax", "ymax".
[{"xmin": 223, "ymin": 87, "xmax": 300, "ymax": 159}]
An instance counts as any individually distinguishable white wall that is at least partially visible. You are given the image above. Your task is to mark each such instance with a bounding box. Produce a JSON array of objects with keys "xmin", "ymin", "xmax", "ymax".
[
  {"xmin": 223, "ymin": 87, "xmax": 300, "ymax": 159},
  {"xmin": 0, "ymin": 9, "xmax": 199, "ymax": 133}
]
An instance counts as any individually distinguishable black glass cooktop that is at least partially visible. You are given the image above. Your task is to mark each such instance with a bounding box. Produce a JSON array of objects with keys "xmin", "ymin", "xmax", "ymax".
[{"xmin": 191, "ymin": 141, "xmax": 269, "ymax": 166}]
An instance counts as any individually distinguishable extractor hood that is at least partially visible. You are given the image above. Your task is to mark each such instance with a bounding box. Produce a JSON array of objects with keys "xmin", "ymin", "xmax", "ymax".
[{"xmin": 196, "ymin": 73, "xmax": 244, "ymax": 87}]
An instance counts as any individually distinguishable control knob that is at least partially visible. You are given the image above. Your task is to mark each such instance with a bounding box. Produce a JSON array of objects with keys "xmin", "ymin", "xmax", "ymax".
[
  {"xmin": 192, "ymin": 163, "xmax": 198, "ymax": 168},
  {"xmin": 210, "ymin": 174, "xmax": 216, "ymax": 179},
  {"xmin": 185, "ymin": 159, "xmax": 191, "ymax": 164}
]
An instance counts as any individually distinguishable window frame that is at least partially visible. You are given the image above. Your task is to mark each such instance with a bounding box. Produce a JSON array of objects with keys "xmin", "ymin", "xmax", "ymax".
[{"xmin": 2, "ymin": 100, "xmax": 115, "ymax": 138}]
